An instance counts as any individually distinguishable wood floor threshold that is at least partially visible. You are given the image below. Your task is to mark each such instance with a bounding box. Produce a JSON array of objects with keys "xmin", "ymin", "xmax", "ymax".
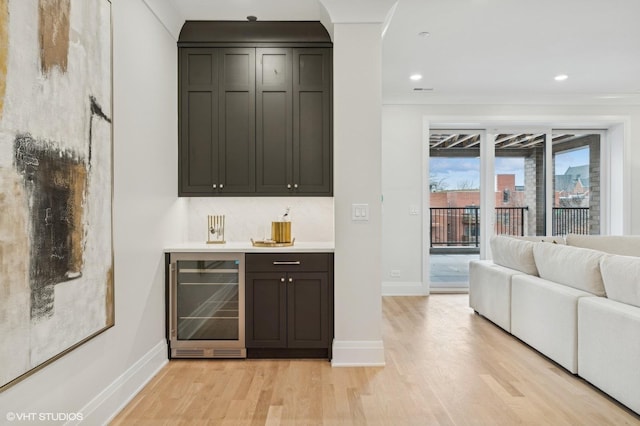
[{"xmin": 112, "ymin": 295, "xmax": 640, "ymax": 425}]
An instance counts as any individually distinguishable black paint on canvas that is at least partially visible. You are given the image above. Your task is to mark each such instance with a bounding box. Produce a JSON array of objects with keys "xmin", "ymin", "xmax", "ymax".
[
  {"xmin": 88, "ymin": 95, "xmax": 111, "ymax": 168},
  {"xmin": 14, "ymin": 135, "xmax": 87, "ymax": 321}
]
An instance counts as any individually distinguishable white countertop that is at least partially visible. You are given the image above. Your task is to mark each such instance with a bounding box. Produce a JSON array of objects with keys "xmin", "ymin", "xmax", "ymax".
[{"xmin": 164, "ymin": 241, "xmax": 334, "ymax": 253}]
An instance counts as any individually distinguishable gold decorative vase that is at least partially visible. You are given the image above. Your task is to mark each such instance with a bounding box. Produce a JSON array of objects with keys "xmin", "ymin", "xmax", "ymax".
[{"xmin": 271, "ymin": 221, "xmax": 291, "ymax": 243}]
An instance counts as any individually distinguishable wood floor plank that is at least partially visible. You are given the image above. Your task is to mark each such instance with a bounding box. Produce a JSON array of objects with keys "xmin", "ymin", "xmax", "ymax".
[{"xmin": 111, "ymin": 295, "xmax": 640, "ymax": 425}]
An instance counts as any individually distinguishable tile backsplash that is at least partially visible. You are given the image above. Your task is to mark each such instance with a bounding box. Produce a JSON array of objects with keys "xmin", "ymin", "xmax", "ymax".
[{"xmin": 186, "ymin": 197, "xmax": 334, "ymax": 243}]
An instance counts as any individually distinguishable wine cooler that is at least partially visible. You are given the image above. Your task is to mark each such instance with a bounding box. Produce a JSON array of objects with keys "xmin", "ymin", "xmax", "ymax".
[{"xmin": 169, "ymin": 252, "xmax": 246, "ymax": 358}]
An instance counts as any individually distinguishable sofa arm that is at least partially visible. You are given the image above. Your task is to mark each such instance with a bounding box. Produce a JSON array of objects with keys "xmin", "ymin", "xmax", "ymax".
[
  {"xmin": 578, "ymin": 297, "xmax": 640, "ymax": 414},
  {"xmin": 469, "ymin": 260, "xmax": 523, "ymax": 332}
]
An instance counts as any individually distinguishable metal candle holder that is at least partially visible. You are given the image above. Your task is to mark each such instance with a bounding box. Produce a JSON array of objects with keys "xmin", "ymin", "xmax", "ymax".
[{"xmin": 207, "ymin": 215, "xmax": 226, "ymax": 244}]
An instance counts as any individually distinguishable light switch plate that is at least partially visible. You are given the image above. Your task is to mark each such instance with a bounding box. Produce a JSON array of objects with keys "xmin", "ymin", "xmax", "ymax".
[{"xmin": 352, "ymin": 204, "xmax": 369, "ymax": 221}]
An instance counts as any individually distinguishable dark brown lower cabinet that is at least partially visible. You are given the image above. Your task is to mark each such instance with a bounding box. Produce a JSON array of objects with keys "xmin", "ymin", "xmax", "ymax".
[{"xmin": 245, "ymin": 253, "xmax": 333, "ymax": 359}]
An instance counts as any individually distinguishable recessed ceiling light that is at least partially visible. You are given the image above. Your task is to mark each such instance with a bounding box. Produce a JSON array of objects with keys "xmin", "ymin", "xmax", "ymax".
[
  {"xmin": 597, "ymin": 95, "xmax": 625, "ymax": 100},
  {"xmin": 418, "ymin": 31, "xmax": 431, "ymax": 37},
  {"xmin": 410, "ymin": 74, "xmax": 423, "ymax": 81},
  {"xmin": 554, "ymin": 74, "xmax": 569, "ymax": 81}
]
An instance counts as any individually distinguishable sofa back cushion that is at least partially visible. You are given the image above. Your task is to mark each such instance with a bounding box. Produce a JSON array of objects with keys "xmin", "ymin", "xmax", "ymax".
[
  {"xmin": 600, "ymin": 255, "xmax": 640, "ymax": 308},
  {"xmin": 532, "ymin": 243, "xmax": 606, "ymax": 296},
  {"xmin": 517, "ymin": 236, "xmax": 566, "ymax": 244},
  {"xmin": 490, "ymin": 235, "xmax": 538, "ymax": 275},
  {"xmin": 566, "ymin": 234, "xmax": 640, "ymax": 257}
]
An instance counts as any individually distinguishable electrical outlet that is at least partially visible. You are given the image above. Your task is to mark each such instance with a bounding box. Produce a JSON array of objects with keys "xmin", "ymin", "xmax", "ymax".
[{"xmin": 390, "ymin": 270, "xmax": 401, "ymax": 278}]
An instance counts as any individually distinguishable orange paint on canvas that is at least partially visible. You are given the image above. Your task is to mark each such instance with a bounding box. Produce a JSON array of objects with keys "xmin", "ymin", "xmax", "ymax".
[{"xmin": 38, "ymin": 0, "xmax": 71, "ymax": 74}]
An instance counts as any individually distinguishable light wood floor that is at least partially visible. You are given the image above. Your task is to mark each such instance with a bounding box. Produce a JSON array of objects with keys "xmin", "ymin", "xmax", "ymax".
[{"xmin": 112, "ymin": 295, "xmax": 640, "ymax": 425}]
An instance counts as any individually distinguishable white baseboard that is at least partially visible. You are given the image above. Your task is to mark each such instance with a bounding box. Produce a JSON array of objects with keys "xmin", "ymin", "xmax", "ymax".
[
  {"xmin": 382, "ymin": 281, "xmax": 428, "ymax": 296},
  {"xmin": 71, "ymin": 340, "xmax": 168, "ymax": 426},
  {"xmin": 331, "ymin": 340, "xmax": 385, "ymax": 367}
]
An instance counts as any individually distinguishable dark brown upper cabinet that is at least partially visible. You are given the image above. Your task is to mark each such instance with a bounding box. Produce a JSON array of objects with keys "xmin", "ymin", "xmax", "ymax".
[
  {"xmin": 256, "ymin": 48, "xmax": 292, "ymax": 194},
  {"xmin": 256, "ymin": 48, "xmax": 332, "ymax": 195},
  {"xmin": 178, "ymin": 21, "xmax": 333, "ymax": 197},
  {"xmin": 179, "ymin": 48, "xmax": 255, "ymax": 195}
]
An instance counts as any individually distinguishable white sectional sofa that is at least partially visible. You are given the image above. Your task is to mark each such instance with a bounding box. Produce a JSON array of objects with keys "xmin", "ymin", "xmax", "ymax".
[{"xmin": 469, "ymin": 234, "xmax": 640, "ymax": 414}]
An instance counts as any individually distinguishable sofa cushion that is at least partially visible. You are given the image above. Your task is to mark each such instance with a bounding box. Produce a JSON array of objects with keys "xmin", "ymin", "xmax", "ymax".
[
  {"xmin": 490, "ymin": 235, "xmax": 538, "ymax": 275},
  {"xmin": 511, "ymin": 274, "xmax": 594, "ymax": 374},
  {"xmin": 517, "ymin": 235, "xmax": 566, "ymax": 244},
  {"xmin": 532, "ymin": 243, "xmax": 606, "ymax": 296},
  {"xmin": 600, "ymin": 255, "xmax": 640, "ymax": 308},
  {"xmin": 566, "ymin": 234, "xmax": 640, "ymax": 257}
]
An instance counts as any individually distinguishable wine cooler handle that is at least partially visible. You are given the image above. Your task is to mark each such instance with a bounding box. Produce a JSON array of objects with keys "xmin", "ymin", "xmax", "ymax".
[
  {"xmin": 169, "ymin": 263, "xmax": 176, "ymax": 338},
  {"xmin": 273, "ymin": 261, "xmax": 301, "ymax": 265}
]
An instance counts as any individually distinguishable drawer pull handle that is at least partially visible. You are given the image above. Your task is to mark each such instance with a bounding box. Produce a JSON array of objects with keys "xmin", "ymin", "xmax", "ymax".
[{"xmin": 273, "ymin": 261, "xmax": 301, "ymax": 265}]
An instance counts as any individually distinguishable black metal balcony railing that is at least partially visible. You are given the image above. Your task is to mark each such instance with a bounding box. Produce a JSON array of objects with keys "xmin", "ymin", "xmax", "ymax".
[
  {"xmin": 495, "ymin": 207, "xmax": 528, "ymax": 236},
  {"xmin": 430, "ymin": 207, "xmax": 480, "ymax": 247},
  {"xmin": 430, "ymin": 207, "xmax": 529, "ymax": 248},
  {"xmin": 552, "ymin": 207, "xmax": 589, "ymax": 236},
  {"xmin": 430, "ymin": 206, "xmax": 590, "ymax": 247}
]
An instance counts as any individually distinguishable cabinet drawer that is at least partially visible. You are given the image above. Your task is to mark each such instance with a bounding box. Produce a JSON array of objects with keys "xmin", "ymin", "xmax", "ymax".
[{"xmin": 246, "ymin": 253, "xmax": 330, "ymax": 273}]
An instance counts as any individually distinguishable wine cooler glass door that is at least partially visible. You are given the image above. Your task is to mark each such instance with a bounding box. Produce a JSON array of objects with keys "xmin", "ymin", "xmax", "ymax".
[{"xmin": 176, "ymin": 259, "xmax": 240, "ymax": 341}]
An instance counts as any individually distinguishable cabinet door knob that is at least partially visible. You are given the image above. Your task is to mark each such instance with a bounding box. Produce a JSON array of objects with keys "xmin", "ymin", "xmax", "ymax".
[
  {"xmin": 280, "ymin": 277, "xmax": 285, "ymax": 282},
  {"xmin": 287, "ymin": 184, "xmax": 292, "ymax": 189},
  {"xmin": 288, "ymin": 277, "xmax": 293, "ymax": 283},
  {"xmin": 220, "ymin": 184, "xmax": 224, "ymax": 189},
  {"xmin": 212, "ymin": 184, "xmax": 217, "ymax": 189},
  {"xmin": 294, "ymin": 184, "xmax": 298, "ymax": 189}
]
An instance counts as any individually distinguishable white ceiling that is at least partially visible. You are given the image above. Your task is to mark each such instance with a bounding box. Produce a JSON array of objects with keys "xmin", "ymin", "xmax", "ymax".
[
  {"xmin": 167, "ymin": 0, "xmax": 640, "ymax": 105},
  {"xmin": 167, "ymin": 0, "xmax": 323, "ymax": 22},
  {"xmin": 383, "ymin": 0, "xmax": 640, "ymax": 105}
]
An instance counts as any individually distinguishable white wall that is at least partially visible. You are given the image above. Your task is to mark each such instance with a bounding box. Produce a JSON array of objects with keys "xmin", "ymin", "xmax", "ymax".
[
  {"xmin": 331, "ymin": 23, "xmax": 385, "ymax": 366},
  {"xmin": 0, "ymin": 0, "xmax": 184, "ymax": 423},
  {"xmin": 382, "ymin": 103, "xmax": 640, "ymax": 295},
  {"xmin": 381, "ymin": 107, "xmax": 425, "ymax": 295}
]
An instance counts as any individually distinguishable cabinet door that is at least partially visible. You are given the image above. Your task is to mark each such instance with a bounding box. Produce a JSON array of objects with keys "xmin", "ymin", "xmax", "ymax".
[
  {"xmin": 179, "ymin": 48, "xmax": 219, "ymax": 195},
  {"xmin": 256, "ymin": 48, "xmax": 293, "ymax": 194},
  {"xmin": 287, "ymin": 272, "xmax": 329, "ymax": 348},
  {"xmin": 292, "ymin": 48, "xmax": 332, "ymax": 195},
  {"xmin": 246, "ymin": 272, "xmax": 287, "ymax": 348},
  {"xmin": 219, "ymin": 48, "xmax": 256, "ymax": 194}
]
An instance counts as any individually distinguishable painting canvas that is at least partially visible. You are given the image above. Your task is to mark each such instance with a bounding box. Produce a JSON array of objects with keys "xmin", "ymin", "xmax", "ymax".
[{"xmin": 0, "ymin": 0, "xmax": 113, "ymax": 390}]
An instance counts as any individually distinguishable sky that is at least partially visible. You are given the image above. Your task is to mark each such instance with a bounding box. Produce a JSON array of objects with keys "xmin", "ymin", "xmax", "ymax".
[{"xmin": 429, "ymin": 146, "xmax": 589, "ymax": 190}]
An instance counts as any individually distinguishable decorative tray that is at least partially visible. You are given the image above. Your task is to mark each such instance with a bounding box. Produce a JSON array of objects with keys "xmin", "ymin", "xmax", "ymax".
[{"xmin": 251, "ymin": 238, "xmax": 295, "ymax": 247}]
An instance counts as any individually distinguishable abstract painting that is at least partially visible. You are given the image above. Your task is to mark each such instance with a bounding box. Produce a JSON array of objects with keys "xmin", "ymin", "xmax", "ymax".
[{"xmin": 0, "ymin": 0, "xmax": 113, "ymax": 390}]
